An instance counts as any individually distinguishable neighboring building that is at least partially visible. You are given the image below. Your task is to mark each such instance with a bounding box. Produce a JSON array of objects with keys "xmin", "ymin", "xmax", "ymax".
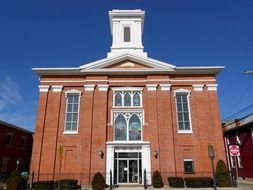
[
  {"xmin": 0, "ymin": 120, "xmax": 33, "ymax": 177},
  {"xmin": 30, "ymin": 10, "xmax": 226, "ymax": 185},
  {"xmin": 223, "ymin": 114, "xmax": 253, "ymax": 180}
]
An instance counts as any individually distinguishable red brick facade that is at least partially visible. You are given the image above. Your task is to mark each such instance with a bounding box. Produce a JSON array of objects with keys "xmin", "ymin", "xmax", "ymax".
[{"xmin": 30, "ymin": 9, "xmax": 226, "ymax": 185}]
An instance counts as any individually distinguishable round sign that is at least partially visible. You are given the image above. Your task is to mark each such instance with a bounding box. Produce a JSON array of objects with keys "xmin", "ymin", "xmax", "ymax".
[{"xmin": 229, "ymin": 145, "xmax": 240, "ymax": 156}]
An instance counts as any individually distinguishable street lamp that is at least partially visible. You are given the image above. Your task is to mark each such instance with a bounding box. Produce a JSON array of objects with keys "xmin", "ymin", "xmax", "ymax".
[
  {"xmin": 16, "ymin": 159, "xmax": 20, "ymax": 171},
  {"xmin": 208, "ymin": 145, "xmax": 217, "ymax": 190}
]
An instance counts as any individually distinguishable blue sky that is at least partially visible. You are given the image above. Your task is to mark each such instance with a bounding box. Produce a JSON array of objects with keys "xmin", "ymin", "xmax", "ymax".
[{"xmin": 0, "ymin": 0, "xmax": 252, "ymax": 131}]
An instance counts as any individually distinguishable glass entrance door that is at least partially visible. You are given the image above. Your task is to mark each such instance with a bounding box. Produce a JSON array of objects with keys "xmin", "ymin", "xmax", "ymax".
[
  {"xmin": 114, "ymin": 152, "xmax": 142, "ymax": 184},
  {"xmin": 118, "ymin": 159, "xmax": 139, "ymax": 184},
  {"xmin": 129, "ymin": 160, "xmax": 138, "ymax": 183}
]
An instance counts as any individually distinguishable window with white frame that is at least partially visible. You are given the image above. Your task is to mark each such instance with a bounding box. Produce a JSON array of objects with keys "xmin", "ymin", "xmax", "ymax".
[
  {"xmin": 1, "ymin": 157, "xmax": 9, "ymax": 172},
  {"xmin": 114, "ymin": 112, "xmax": 142, "ymax": 141},
  {"xmin": 175, "ymin": 89, "xmax": 192, "ymax": 132},
  {"xmin": 64, "ymin": 90, "xmax": 82, "ymax": 133},
  {"xmin": 184, "ymin": 159, "xmax": 195, "ymax": 173},
  {"xmin": 113, "ymin": 89, "xmax": 142, "ymax": 107}
]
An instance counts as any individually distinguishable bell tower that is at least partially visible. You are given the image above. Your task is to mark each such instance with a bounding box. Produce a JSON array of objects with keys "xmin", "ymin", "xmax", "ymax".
[{"xmin": 107, "ymin": 10, "xmax": 147, "ymax": 57}]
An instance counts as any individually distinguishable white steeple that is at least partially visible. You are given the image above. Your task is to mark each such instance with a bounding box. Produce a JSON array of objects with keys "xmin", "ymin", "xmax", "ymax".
[{"xmin": 107, "ymin": 10, "xmax": 147, "ymax": 57}]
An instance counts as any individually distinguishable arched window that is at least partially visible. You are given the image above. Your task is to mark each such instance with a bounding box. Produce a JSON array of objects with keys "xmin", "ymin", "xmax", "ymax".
[
  {"xmin": 133, "ymin": 93, "xmax": 140, "ymax": 106},
  {"xmin": 115, "ymin": 92, "xmax": 122, "ymax": 106},
  {"xmin": 124, "ymin": 92, "xmax": 131, "ymax": 106},
  {"xmin": 115, "ymin": 114, "xmax": 127, "ymax": 141},
  {"xmin": 129, "ymin": 114, "xmax": 141, "ymax": 141}
]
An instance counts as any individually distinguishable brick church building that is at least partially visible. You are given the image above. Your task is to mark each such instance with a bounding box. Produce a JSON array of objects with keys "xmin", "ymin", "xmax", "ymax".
[{"xmin": 30, "ymin": 10, "xmax": 226, "ymax": 185}]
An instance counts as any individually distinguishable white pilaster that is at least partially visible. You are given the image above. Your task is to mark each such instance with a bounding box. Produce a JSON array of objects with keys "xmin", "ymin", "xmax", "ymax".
[
  {"xmin": 38, "ymin": 85, "xmax": 50, "ymax": 92},
  {"xmin": 146, "ymin": 84, "xmax": 157, "ymax": 91},
  {"xmin": 142, "ymin": 144, "xmax": 151, "ymax": 185},
  {"xmin": 192, "ymin": 84, "xmax": 204, "ymax": 91},
  {"xmin": 160, "ymin": 84, "xmax": 171, "ymax": 91},
  {"xmin": 83, "ymin": 84, "xmax": 95, "ymax": 92},
  {"xmin": 52, "ymin": 85, "xmax": 63, "ymax": 92},
  {"xmin": 206, "ymin": 84, "xmax": 218, "ymax": 91},
  {"xmin": 106, "ymin": 145, "xmax": 115, "ymax": 185},
  {"xmin": 98, "ymin": 84, "xmax": 109, "ymax": 91}
]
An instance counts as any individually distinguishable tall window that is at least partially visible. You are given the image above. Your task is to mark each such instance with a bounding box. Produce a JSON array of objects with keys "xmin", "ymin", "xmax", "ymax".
[
  {"xmin": 124, "ymin": 27, "xmax": 131, "ymax": 42},
  {"xmin": 20, "ymin": 137, "xmax": 26, "ymax": 149},
  {"xmin": 64, "ymin": 90, "xmax": 82, "ymax": 134},
  {"xmin": 1, "ymin": 157, "xmax": 9, "ymax": 172},
  {"xmin": 5, "ymin": 133, "xmax": 13, "ymax": 147},
  {"xmin": 175, "ymin": 90, "xmax": 192, "ymax": 132},
  {"xmin": 114, "ymin": 112, "xmax": 142, "ymax": 141},
  {"xmin": 113, "ymin": 89, "xmax": 142, "ymax": 107}
]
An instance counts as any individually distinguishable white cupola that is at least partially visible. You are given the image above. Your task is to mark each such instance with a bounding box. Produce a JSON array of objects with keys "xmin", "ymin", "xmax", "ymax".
[{"xmin": 107, "ymin": 10, "xmax": 147, "ymax": 57}]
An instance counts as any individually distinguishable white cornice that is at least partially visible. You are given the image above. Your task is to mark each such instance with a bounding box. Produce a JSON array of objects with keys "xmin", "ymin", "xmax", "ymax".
[
  {"xmin": 98, "ymin": 84, "xmax": 109, "ymax": 91},
  {"xmin": 52, "ymin": 85, "xmax": 63, "ymax": 92},
  {"xmin": 192, "ymin": 84, "xmax": 204, "ymax": 91},
  {"xmin": 38, "ymin": 85, "xmax": 50, "ymax": 92},
  {"xmin": 83, "ymin": 84, "xmax": 95, "ymax": 92},
  {"xmin": 146, "ymin": 84, "xmax": 157, "ymax": 91},
  {"xmin": 160, "ymin": 84, "xmax": 171, "ymax": 91},
  {"xmin": 206, "ymin": 84, "xmax": 218, "ymax": 91}
]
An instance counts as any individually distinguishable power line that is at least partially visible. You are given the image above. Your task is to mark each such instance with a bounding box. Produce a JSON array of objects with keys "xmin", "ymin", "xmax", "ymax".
[{"xmin": 222, "ymin": 104, "xmax": 253, "ymax": 122}]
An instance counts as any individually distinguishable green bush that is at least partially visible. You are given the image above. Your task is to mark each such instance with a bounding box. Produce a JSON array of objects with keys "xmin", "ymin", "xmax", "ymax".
[
  {"xmin": 216, "ymin": 160, "xmax": 231, "ymax": 187},
  {"xmin": 184, "ymin": 177, "xmax": 212, "ymax": 188},
  {"xmin": 6, "ymin": 171, "xmax": 21, "ymax": 190},
  {"xmin": 91, "ymin": 172, "xmax": 106, "ymax": 190},
  {"xmin": 168, "ymin": 177, "xmax": 184, "ymax": 187},
  {"xmin": 33, "ymin": 180, "xmax": 54, "ymax": 190},
  {"xmin": 152, "ymin": 170, "xmax": 164, "ymax": 188}
]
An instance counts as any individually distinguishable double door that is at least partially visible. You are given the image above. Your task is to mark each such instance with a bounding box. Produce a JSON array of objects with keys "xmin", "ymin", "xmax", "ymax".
[{"xmin": 118, "ymin": 159, "xmax": 139, "ymax": 184}]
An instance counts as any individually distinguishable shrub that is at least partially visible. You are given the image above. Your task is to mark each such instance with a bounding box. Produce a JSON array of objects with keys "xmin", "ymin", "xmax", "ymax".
[
  {"xmin": 216, "ymin": 160, "xmax": 231, "ymax": 187},
  {"xmin": 168, "ymin": 177, "xmax": 184, "ymax": 187},
  {"xmin": 33, "ymin": 180, "xmax": 54, "ymax": 190},
  {"xmin": 152, "ymin": 170, "xmax": 164, "ymax": 188},
  {"xmin": 91, "ymin": 172, "xmax": 106, "ymax": 190},
  {"xmin": 184, "ymin": 177, "xmax": 212, "ymax": 188},
  {"xmin": 6, "ymin": 171, "xmax": 21, "ymax": 190}
]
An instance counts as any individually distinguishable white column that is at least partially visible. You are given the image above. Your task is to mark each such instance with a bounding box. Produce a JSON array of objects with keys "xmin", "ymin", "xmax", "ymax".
[
  {"xmin": 142, "ymin": 144, "xmax": 151, "ymax": 185},
  {"xmin": 106, "ymin": 144, "xmax": 115, "ymax": 185}
]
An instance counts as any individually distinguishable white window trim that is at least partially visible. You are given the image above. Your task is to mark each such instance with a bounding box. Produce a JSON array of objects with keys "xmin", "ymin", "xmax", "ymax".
[
  {"xmin": 113, "ymin": 110, "xmax": 143, "ymax": 142},
  {"xmin": 174, "ymin": 89, "xmax": 193, "ymax": 134},
  {"xmin": 112, "ymin": 87, "xmax": 143, "ymax": 108},
  {"xmin": 64, "ymin": 89, "xmax": 82, "ymax": 134}
]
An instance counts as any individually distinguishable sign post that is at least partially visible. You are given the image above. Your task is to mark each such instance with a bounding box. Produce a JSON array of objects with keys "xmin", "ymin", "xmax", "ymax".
[
  {"xmin": 229, "ymin": 145, "xmax": 240, "ymax": 187},
  {"xmin": 208, "ymin": 145, "xmax": 217, "ymax": 190}
]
